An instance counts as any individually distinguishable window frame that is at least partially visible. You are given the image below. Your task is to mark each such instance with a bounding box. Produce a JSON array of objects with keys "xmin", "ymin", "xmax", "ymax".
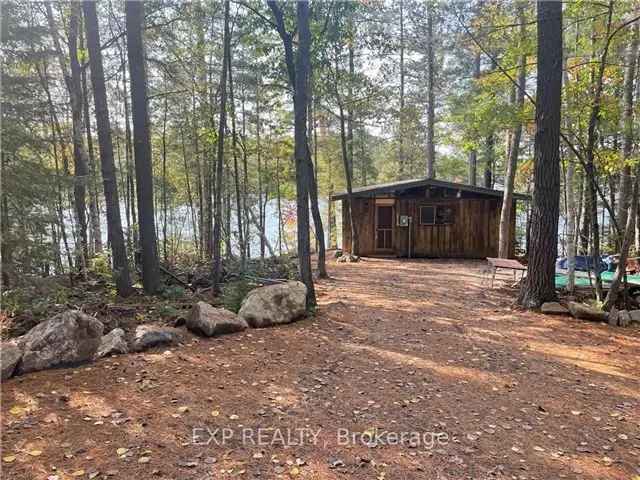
[{"xmin": 419, "ymin": 204, "xmax": 456, "ymax": 226}]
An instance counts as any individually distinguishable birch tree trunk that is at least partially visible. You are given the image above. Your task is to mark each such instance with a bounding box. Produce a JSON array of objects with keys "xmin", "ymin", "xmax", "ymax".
[
  {"xmin": 616, "ymin": 23, "xmax": 639, "ymax": 235},
  {"xmin": 80, "ymin": 28, "xmax": 102, "ymax": 255},
  {"xmin": 498, "ymin": 4, "xmax": 526, "ymax": 258}
]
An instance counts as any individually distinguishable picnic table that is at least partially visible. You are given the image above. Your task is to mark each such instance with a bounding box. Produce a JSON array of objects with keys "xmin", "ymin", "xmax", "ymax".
[{"xmin": 486, "ymin": 257, "xmax": 527, "ymax": 287}]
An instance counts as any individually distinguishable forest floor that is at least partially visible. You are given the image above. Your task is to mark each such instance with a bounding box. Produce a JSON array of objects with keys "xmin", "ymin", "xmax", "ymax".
[{"xmin": 2, "ymin": 257, "xmax": 640, "ymax": 480}]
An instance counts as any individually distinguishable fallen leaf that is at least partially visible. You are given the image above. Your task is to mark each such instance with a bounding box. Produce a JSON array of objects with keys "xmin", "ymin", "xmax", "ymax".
[
  {"xmin": 116, "ymin": 447, "xmax": 128, "ymax": 456},
  {"xmin": 27, "ymin": 450, "xmax": 43, "ymax": 457},
  {"xmin": 3, "ymin": 455, "xmax": 16, "ymax": 463},
  {"xmin": 9, "ymin": 405, "xmax": 25, "ymax": 416},
  {"xmin": 211, "ymin": 410, "xmax": 220, "ymax": 417},
  {"xmin": 71, "ymin": 470, "xmax": 85, "ymax": 477}
]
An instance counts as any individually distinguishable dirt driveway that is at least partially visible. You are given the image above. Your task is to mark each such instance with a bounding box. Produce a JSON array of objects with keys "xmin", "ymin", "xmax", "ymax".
[{"xmin": 2, "ymin": 258, "xmax": 639, "ymax": 480}]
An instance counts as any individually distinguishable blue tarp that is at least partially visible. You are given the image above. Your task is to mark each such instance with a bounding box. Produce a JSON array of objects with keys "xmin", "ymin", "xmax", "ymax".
[{"xmin": 556, "ymin": 256, "xmax": 607, "ymax": 273}]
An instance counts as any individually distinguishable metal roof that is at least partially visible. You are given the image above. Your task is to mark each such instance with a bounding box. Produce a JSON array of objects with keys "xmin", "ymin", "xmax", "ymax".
[{"xmin": 331, "ymin": 177, "xmax": 530, "ymax": 201}]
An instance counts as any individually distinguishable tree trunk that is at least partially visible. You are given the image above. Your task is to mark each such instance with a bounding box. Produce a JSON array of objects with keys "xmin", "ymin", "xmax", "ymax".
[
  {"xmin": 161, "ymin": 88, "xmax": 169, "ymax": 262},
  {"xmin": 276, "ymin": 155, "xmax": 283, "ymax": 255},
  {"xmin": 294, "ymin": 1, "xmax": 316, "ymax": 307},
  {"xmin": 80, "ymin": 27, "xmax": 102, "ymax": 255},
  {"xmin": 584, "ymin": 2, "xmax": 614, "ymax": 301},
  {"xmin": 38, "ymin": 60, "xmax": 74, "ymax": 272},
  {"xmin": 228, "ymin": 57, "xmax": 245, "ymax": 270},
  {"xmin": 484, "ymin": 133, "xmax": 494, "ymax": 189},
  {"xmin": 468, "ymin": 51, "xmax": 481, "ymax": 185},
  {"xmin": 125, "ymin": 0, "xmax": 160, "ymax": 294},
  {"xmin": 180, "ymin": 124, "xmax": 198, "ymax": 252},
  {"xmin": 425, "ymin": 1, "xmax": 436, "ymax": 178},
  {"xmin": 212, "ymin": 0, "xmax": 230, "ymax": 288},
  {"xmin": 306, "ymin": 146, "xmax": 327, "ymax": 277},
  {"xmin": 398, "ymin": 0, "xmax": 406, "ymax": 178},
  {"xmin": 498, "ymin": 5, "xmax": 526, "ymax": 259},
  {"xmin": 518, "ymin": 0, "xmax": 562, "ymax": 308},
  {"xmin": 333, "ymin": 42, "xmax": 360, "ymax": 256},
  {"xmin": 616, "ymin": 23, "xmax": 639, "ymax": 235},
  {"xmin": 83, "ymin": 0, "xmax": 132, "ymax": 297},
  {"xmin": 603, "ymin": 172, "xmax": 638, "ymax": 310},
  {"xmin": 308, "ymin": 70, "xmax": 327, "ymax": 277},
  {"xmin": 46, "ymin": 3, "xmax": 90, "ymax": 273},
  {"xmin": 1, "ymin": 154, "xmax": 13, "ymax": 288},
  {"xmin": 268, "ymin": 0, "xmax": 316, "ymax": 307},
  {"xmin": 256, "ymin": 80, "xmax": 265, "ymax": 260},
  {"xmin": 338, "ymin": 97, "xmax": 359, "ymax": 256}
]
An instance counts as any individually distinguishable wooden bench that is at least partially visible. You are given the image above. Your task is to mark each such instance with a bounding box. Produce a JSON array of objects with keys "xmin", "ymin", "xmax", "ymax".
[{"xmin": 486, "ymin": 257, "xmax": 527, "ymax": 287}]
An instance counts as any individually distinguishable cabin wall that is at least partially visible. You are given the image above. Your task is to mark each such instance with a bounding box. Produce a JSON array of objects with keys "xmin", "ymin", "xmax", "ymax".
[
  {"xmin": 395, "ymin": 197, "xmax": 504, "ymax": 258},
  {"xmin": 341, "ymin": 196, "xmax": 516, "ymax": 258},
  {"xmin": 341, "ymin": 198, "xmax": 375, "ymax": 254}
]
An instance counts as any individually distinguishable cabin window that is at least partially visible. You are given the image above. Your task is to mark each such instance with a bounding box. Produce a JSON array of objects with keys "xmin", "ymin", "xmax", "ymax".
[{"xmin": 419, "ymin": 205, "xmax": 455, "ymax": 225}]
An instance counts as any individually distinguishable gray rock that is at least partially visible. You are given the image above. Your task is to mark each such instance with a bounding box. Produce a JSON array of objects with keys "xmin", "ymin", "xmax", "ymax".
[
  {"xmin": 239, "ymin": 281, "xmax": 307, "ymax": 328},
  {"xmin": 1, "ymin": 341, "xmax": 22, "ymax": 380},
  {"xmin": 567, "ymin": 302, "xmax": 607, "ymax": 322},
  {"xmin": 17, "ymin": 310, "xmax": 103, "ymax": 375},
  {"xmin": 337, "ymin": 254, "xmax": 360, "ymax": 263},
  {"xmin": 187, "ymin": 302, "xmax": 247, "ymax": 337},
  {"xmin": 540, "ymin": 302, "xmax": 569, "ymax": 315},
  {"xmin": 132, "ymin": 324, "xmax": 182, "ymax": 352},
  {"xmin": 629, "ymin": 310, "xmax": 640, "ymax": 323},
  {"xmin": 618, "ymin": 310, "xmax": 631, "ymax": 328},
  {"xmin": 608, "ymin": 308, "xmax": 620, "ymax": 327},
  {"xmin": 95, "ymin": 328, "xmax": 129, "ymax": 359}
]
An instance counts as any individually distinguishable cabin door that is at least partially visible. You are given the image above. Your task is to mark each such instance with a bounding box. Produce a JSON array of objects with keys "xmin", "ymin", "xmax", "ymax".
[{"xmin": 375, "ymin": 205, "xmax": 394, "ymax": 252}]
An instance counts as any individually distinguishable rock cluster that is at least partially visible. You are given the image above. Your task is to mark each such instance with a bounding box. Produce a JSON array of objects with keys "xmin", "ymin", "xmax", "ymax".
[{"xmin": 2, "ymin": 281, "xmax": 309, "ymax": 381}]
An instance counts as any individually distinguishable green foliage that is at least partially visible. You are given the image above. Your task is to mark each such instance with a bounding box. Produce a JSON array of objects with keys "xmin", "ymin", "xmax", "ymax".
[
  {"xmin": 156, "ymin": 304, "xmax": 182, "ymax": 320},
  {"xmin": 89, "ymin": 252, "xmax": 113, "ymax": 281},
  {"xmin": 220, "ymin": 279, "xmax": 254, "ymax": 313},
  {"xmin": 161, "ymin": 285, "xmax": 186, "ymax": 300}
]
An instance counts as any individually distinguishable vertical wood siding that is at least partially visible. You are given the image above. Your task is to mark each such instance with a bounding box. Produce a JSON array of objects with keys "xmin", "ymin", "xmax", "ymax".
[{"xmin": 341, "ymin": 195, "xmax": 515, "ymax": 259}]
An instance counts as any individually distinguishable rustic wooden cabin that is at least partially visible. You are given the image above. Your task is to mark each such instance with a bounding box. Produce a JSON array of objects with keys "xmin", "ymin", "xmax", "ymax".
[{"xmin": 332, "ymin": 178, "xmax": 528, "ymax": 259}]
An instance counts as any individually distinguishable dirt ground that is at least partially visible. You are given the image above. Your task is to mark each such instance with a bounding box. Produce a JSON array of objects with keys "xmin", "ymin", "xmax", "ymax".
[{"xmin": 2, "ymin": 258, "xmax": 639, "ymax": 480}]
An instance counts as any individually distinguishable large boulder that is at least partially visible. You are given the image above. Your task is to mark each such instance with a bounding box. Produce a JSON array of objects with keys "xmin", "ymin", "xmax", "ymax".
[
  {"xmin": 567, "ymin": 302, "xmax": 607, "ymax": 322},
  {"xmin": 187, "ymin": 302, "xmax": 248, "ymax": 337},
  {"xmin": 1, "ymin": 341, "xmax": 22, "ymax": 381},
  {"xmin": 238, "ymin": 281, "xmax": 307, "ymax": 328},
  {"xmin": 132, "ymin": 324, "xmax": 182, "ymax": 352},
  {"xmin": 95, "ymin": 328, "xmax": 129, "ymax": 359},
  {"xmin": 541, "ymin": 302, "xmax": 569, "ymax": 315},
  {"xmin": 17, "ymin": 310, "xmax": 103, "ymax": 375},
  {"xmin": 629, "ymin": 310, "xmax": 640, "ymax": 324}
]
